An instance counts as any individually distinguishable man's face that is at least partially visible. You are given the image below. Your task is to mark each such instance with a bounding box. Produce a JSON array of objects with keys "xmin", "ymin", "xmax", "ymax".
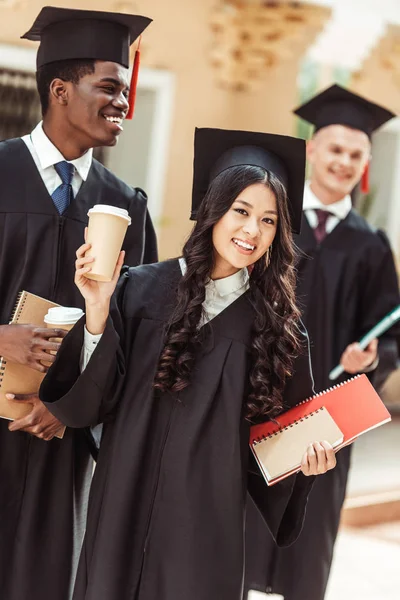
[
  {"xmin": 63, "ymin": 61, "xmax": 130, "ymax": 150},
  {"xmin": 307, "ymin": 125, "xmax": 371, "ymax": 200}
]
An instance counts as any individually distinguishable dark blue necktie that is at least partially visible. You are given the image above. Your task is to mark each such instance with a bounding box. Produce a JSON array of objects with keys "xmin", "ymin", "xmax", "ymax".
[{"xmin": 52, "ymin": 161, "xmax": 74, "ymax": 214}]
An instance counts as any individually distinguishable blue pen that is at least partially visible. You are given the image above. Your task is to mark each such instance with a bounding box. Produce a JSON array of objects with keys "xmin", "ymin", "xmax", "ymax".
[{"xmin": 329, "ymin": 305, "xmax": 400, "ymax": 380}]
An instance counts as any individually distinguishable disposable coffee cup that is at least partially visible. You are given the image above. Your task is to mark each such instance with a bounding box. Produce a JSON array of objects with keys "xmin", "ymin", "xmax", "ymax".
[
  {"xmin": 85, "ymin": 205, "xmax": 131, "ymax": 282},
  {"xmin": 42, "ymin": 307, "xmax": 83, "ymax": 439},
  {"xmin": 44, "ymin": 307, "xmax": 84, "ymax": 333},
  {"xmin": 42, "ymin": 307, "xmax": 84, "ymax": 366}
]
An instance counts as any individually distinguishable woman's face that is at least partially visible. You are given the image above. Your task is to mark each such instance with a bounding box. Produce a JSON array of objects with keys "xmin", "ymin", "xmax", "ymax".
[{"xmin": 212, "ymin": 182, "xmax": 278, "ymax": 279}]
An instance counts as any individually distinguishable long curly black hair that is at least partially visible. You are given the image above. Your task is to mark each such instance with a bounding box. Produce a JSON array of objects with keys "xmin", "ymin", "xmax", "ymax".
[{"xmin": 153, "ymin": 165, "xmax": 301, "ymax": 421}]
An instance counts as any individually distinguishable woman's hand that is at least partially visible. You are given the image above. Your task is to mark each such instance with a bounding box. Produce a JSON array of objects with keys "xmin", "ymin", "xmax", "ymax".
[
  {"xmin": 75, "ymin": 233, "xmax": 125, "ymax": 335},
  {"xmin": 300, "ymin": 441, "xmax": 337, "ymax": 476},
  {"xmin": 75, "ymin": 242, "xmax": 124, "ymax": 308}
]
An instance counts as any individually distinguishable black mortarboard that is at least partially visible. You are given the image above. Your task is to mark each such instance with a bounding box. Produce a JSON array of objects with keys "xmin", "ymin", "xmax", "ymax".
[
  {"xmin": 22, "ymin": 6, "xmax": 152, "ymax": 119},
  {"xmin": 22, "ymin": 6, "xmax": 151, "ymax": 69},
  {"xmin": 293, "ymin": 84, "xmax": 395, "ymax": 138},
  {"xmin": 191, "ymin": 128, "xmax": 306, "ymax": 233}
]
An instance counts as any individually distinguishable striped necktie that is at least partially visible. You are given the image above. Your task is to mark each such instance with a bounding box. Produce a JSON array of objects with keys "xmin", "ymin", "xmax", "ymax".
[{"xmin": 52, "ymin": 161, "xmax": 74, "ymax": 214}]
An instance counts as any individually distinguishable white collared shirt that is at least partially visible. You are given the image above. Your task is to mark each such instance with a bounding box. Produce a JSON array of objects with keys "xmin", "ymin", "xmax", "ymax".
[
  {"xmin": 303, "ymin": 181, "xmax": 352, "ymax": 235},
  {"xmin": 179, "ymin": 257, "xmax": 249, "ymax": 327},
  {"xmin": 21, "ymin": 121, "xmax": 93, "ymax": 198}
]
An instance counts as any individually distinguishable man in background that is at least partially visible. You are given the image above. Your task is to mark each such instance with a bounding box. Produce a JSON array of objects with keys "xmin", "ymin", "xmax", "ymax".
[{"xmin": 244, "ymin": 85, "xmax": 400, "ymax": 600}]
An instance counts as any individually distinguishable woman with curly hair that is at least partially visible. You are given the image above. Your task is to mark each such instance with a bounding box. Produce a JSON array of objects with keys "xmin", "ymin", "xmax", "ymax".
[{"xmin": 39, "ymin": 128, "xmax": 336, "ymax": 600}]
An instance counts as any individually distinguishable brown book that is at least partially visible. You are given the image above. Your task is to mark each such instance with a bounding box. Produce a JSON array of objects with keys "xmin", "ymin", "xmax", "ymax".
[
  {"xmin": 251, "ymin": 406, "xmax": 344, "ymax": 485},
  {"xmin": 0, "ymin": 291, "xmax": 65, "ymax": 439},
  {"xmin": 250, "ymin": 374, "xmax": 391, "ymax": 485}
]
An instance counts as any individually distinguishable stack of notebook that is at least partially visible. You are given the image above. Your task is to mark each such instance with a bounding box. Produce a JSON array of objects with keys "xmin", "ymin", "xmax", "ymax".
[{"xmin": 250, "ymin": 375, "xmax": 391, "ymax": 485}]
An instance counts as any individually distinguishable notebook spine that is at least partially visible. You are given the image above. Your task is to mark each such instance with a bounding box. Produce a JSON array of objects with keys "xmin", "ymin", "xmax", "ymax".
[
  {"xmin": 295, "ymin": 374, "xmax": 360, "ymax": 408},
  {"xmin": 10, "ymin": 290, "xmax": 27, "ymax": 324},
  {"xmin": 252, "ymin": 373, "xmax": 362, "ymax": 446},
  {"xmin": 0, "ymin": 291, "xmax": 26, "ymax": 389},
  {"xmin": 252, "ymin": 407, "xmax": 326, "ymax": 445}
]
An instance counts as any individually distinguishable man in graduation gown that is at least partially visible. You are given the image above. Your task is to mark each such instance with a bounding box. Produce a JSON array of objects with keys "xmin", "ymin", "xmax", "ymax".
[
  {"xmin": 244, "ymin": 85, "xmax": 400, "ymax": 600},
  {"xmin": 0, "ymin": 7, "xmax": 156, "ymax": 600}
]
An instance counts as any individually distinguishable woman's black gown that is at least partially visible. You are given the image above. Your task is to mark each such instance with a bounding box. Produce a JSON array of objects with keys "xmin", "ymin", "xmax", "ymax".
[{"xmin": 40, "ymin": 259, "xmax": 314, "ymax": 600}]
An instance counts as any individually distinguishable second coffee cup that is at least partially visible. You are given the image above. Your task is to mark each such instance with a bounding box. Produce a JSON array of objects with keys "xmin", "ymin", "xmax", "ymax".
[
  {"xmin": 84, "ymin": 204, "xmax": 131, "ymax": 282},
  {"xmin": 43, "ymin": 306, "xmax": 84, "ymax": 366},
  {"xmin": 43, "ymin": 307, "xmax": 84, "ymax": 438},
  {"xmin": 44, "ymin": 306, "xmax": 84, "ymax": 334}
]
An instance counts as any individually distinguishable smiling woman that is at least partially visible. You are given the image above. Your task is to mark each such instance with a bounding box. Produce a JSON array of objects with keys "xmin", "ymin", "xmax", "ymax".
[
  {"xmin": 212, "ymin": 182, "xmax": 278, "ymax": 278},
  {"xmin": 39, "ymin": 126, "xmax": 340, "ymax": 600},
  {"xmin": 154, "ymin": 147, "xmax": 297, "ymax": 420}
]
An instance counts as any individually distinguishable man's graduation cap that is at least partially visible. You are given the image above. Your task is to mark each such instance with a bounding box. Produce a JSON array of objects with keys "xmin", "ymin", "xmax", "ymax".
[
  {"xmin": 22, "ymin": 6, "xmax": 152, "ymax": 119},
  {"xmin": 191, "ymin": 128, "xmax": 306, "ymax": 234},
  {"xmin": 293, "ymin": 84, "xmax": 395, "ymax": 138},
  {"xmin": 293, "ymin": 84, "xmax": 396, "ymax": 192}
]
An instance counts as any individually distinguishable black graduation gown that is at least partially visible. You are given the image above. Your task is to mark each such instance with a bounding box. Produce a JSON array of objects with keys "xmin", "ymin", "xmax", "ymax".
[
  {"xmin": 0, "ymin": 138, "xmax": 157, "ymax": 600},
  {"xmin": 40, "ymin": 259, "xmax": 315, "ymax": 600},
  {"xmin": 244, "ymin": 210, "xmax": 400, "ymax": 600}
]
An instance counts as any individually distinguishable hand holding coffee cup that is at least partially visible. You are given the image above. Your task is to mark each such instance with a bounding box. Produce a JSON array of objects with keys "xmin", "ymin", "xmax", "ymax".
[
  {"xmin": 42, "ymin": 307, "xmax": 84, "ymax": 366},
  {"xmin": 44, "ymin": 307, "xmax": 85, "ymax": 335},
  {"xmin": 84, "ymin": 204, "xmax": 131, "ymax": 282},
  {"xmin": 75, "ymin": 242, "xmax": 125, "ymax": 305}
]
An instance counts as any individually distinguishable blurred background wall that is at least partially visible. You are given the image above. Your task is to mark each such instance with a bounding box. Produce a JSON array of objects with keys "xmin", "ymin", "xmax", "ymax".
[{"xmin": 2, "ymin": 1, "xmax": 400, "ymax": 258}]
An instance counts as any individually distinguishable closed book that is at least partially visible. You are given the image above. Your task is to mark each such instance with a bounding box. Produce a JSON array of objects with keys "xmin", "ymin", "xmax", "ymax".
[
  {"xmin": 250, "ymin": 375, "xmax": 391, "ymax": 485},
  {"xmin": 252, "ymin": 406, "xmax": 343, "ymax": 485},
  {"xmin": 0, "ymin": 291, "xmax": 65, "ymax": 439}
]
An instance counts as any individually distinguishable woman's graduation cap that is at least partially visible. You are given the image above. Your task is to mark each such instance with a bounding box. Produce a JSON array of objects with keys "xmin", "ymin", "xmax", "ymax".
[
  {"xmin": 293, "ymin": 84, "xmax": 396, "ymax": 192},
  {"xmin": 21, "ymin": 6, "xmax": 152, "ymax": 119},
  {"xmin": 191, "ymin": 128, "xmax": 306, "ymax": 234}
]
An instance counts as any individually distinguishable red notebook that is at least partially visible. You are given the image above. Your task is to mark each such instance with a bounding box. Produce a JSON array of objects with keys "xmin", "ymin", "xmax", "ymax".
[{"xmin": 250, "ymin": 375, "xmax": 391, "ymax": 485}]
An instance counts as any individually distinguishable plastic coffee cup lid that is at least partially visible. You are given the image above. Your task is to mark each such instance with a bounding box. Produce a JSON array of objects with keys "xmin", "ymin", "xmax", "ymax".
[
  {"xmin": 87, "ymin": 204, "xmax": 131, "ymax": 225},
  {"xmin": 44, "ymin": 307, "xmax": 84, "ymax": 325}
]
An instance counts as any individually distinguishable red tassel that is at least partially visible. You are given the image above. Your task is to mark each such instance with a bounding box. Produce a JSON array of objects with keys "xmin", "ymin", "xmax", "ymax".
[
  {"xmin": 126, "ymin": 37, "xmax": 141, "ymax": 120},
  {"xmin": 361, "ymin": 161, "xmax": 369, "ymax": 194}
]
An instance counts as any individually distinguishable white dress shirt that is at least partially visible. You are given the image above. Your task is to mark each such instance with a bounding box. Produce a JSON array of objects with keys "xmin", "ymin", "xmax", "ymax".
[
  {"xmin": 81, "ymin": 260, "xmax": 250, "ymax": 369},
  {"xmin": 179, "ymin": 257, "xmax": 250, "ymax": 327},
  {"xmin": 303, "ymin": 181, "xmax": 352, "ymax": 235},
  {"xmin": 21, "ymin": 121, "xmax": 92, "ymax": 197}
]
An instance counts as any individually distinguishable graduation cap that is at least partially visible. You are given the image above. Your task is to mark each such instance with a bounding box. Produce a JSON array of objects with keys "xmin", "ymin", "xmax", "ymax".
[
  {"xmin": 191, "ymin": 128, "xmax": 306, "ymax": 234},
  {"xmin": 21, "ymin": 6, "xmax": 152, "ymax": 119},
  {"xmin": 294, "ymin": 84, "xmax": 395, "ymax": 138},
  {"xmin": 293, "ymin": 84, "xmax": 396, "ymax": 192}
]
